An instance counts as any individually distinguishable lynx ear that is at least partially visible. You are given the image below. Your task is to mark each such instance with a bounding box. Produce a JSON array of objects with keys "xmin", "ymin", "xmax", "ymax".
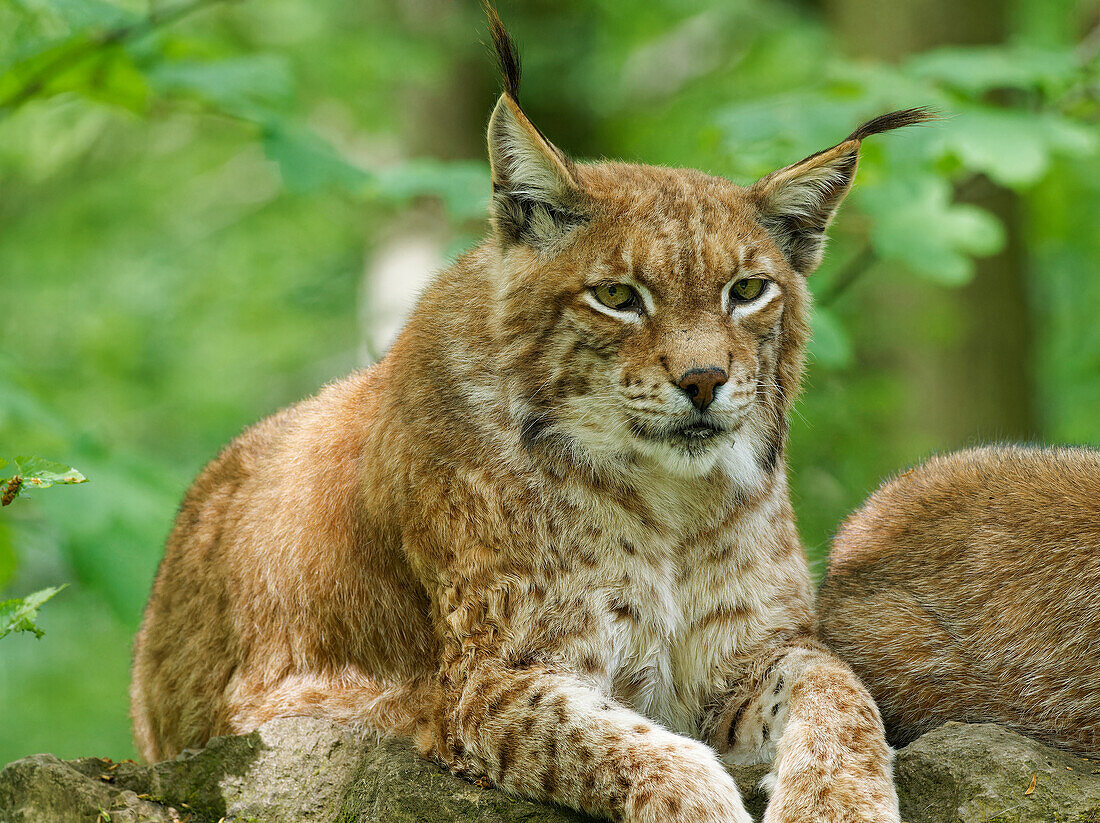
[
  {"xmin": 487, "ymin": 96, "xmax": 586, "ymax": 247},
  {"xmin": 485, "ymin": 6, "xmax": 586, "ymax": 248},
  {"xmin": 752, "ymin": 108, "xmax": 936, "ymax": 275}
]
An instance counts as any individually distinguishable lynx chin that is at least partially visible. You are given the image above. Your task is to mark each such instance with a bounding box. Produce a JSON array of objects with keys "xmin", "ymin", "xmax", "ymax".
[{"xmin": 131, "ymin": 8, "xmax": 933, "ymax": 822}]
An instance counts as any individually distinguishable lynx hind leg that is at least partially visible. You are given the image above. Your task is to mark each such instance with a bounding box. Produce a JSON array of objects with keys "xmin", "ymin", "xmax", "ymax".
[
  {"xmin": 226, "ymin": 669, "xmax": 429, "ymax": 741},
  {"xmin": 426, "ymin": 663, "xmax": 753, "ymax": 823}
]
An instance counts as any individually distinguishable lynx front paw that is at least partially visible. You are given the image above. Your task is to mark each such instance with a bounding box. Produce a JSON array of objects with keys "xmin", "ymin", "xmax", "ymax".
[
  {"xmin": 764, "ymin": 793, "xmax": 900, "ymax": 823},
  {"xmin": 761, "ymin": 714, "xmax": 900, "ymax": 823},
  {"xmin": 627, "ymin": 736, "xmax": 753, "ymax": 823}
]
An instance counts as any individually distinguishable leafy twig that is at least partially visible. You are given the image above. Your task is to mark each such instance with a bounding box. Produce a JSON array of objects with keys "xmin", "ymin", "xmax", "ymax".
[
  {"xmin": 817, "ymin": 172, "xmax": 988, "ymax": 308},
  {"xmin": 0, "ymin": 457, "xmax": 87, "ymax": 505},
  {"xmin": 0, "ymin": 0, "xmax": 234, "ymax": 118},
  {"xmin": 0, "ymin": 586, "xmax": 66, "ymax": 640}
]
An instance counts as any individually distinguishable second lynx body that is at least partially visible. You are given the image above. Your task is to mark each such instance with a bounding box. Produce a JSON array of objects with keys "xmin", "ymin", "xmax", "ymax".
[{"xmin": 820, "ymin": 445, "xmax": 1100, "ymax": 758}]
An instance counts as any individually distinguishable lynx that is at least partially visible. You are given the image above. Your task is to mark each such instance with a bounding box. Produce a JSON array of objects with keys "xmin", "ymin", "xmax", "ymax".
[
  {"xmin": 819, "ymin": 445, "xmax": 1100, "ymax": 758},
  {"xmin": 131, "ymin": 11, "xmax": 931, "ymax": 822}
]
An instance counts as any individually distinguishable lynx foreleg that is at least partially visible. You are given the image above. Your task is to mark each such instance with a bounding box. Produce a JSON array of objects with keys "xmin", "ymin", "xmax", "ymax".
[
  {"xmin": 712, "ymin": 647, "xmax": 898, "ymax": 823},
  {"xmin": 423, "ymin": 661, "xmax": 752, "ymax": 823}
]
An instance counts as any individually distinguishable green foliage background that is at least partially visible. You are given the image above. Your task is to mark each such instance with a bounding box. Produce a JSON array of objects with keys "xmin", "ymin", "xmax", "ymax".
[{"xmin": 2, "ymin": 0, "xmax": 1098, "ymax": 764}]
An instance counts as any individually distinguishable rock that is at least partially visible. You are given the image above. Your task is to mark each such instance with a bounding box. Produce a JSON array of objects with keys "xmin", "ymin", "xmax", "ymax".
[
  {"xmin": 2, "ymin": 718, "xmax": 1097, "ymax": 822},
  {"xmin": 0, "ymin": 718, "xmax": 766, "ymax": 823},
  {"xmin": 0, "ymin": 754, "xmax": 178, "ymax": 822},
  {"xmin": 896, "ymin": 722, "xmax": 1100, "ymax": 823}
]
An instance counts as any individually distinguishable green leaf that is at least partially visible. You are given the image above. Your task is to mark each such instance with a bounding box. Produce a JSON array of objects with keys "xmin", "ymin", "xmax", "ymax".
[
  {"xmin": 932, "ymin": 107, "xmax": 1042, "ymax": 185},
  {"xmin": 905, "ymin": 46, "xmax": 1079, "ymax": 96},
  {"xmin": 12, "ymin": 456, "xmax": 88, "ymax": 490},
  {"xmin": 375, "ymin": 159, "xmax": 490, "ymax": 222},
  {"xmin": 0, "ymin": 36, "xmax": 83, "ymax": 103},
  {"xmin": 930, "ymin": 108, "xmax": 1097, "ymax": 188},
  {"xmin": 74, "ymin": 46, "xmax": 150, "ymax": 112},
  {"xmin": 826, "ymin": 59, "xmax": 949, "ymax": 112},
  {"xmin": 0, "ymin": 585, "xmax": 65, "ymax": 640},
  {"xmin": 147, "ymin": 55, "xmax": 293, "ymax": 114},
  {"xmin": 1039, "ymin": 114, "xmax": 1099, "ymax": 158},
  {"xmin": 262, "ymin": 125, "xmax": 370, "ymax": 195},
  {"xmin": 859, "ymin": 175, "xmax": 1005, "ymax": 284},
  {"xmin": 0, "ymin": 37, "xmax": 149, "ymax": 113},
  {"xmin": 41, "ymin": 0, "xmax": 140, "ymax": 31},
  {"xmin": 809, "ymin": 307, "xmax": 854, "ymax": 370},
  {"xmin": 716, "ymin": 92, "xmax": 866, "ymax": 176}
]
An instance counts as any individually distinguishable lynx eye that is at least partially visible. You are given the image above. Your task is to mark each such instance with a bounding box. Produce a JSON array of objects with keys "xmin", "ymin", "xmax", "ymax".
[
  {"xmin": 593, "ymin": 283, "xmax": 640, "ymax": 311},
  {"xmin": 731, "ymin": 277, "xmax": 767, "ymax": 302}
]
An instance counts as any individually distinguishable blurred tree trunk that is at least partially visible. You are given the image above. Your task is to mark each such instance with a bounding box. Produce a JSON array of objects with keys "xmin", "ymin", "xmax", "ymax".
[
  {"xmin": 359, "ymin": 3, "xmax": 493, "ymax": 363},
  {"xmin": 823, "ymin": 0, "xmax": 1039, "ymax": 448}
]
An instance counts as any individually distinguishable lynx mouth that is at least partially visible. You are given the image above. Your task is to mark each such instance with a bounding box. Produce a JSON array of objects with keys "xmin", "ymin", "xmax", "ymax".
[
  {"xmin": 676, "ymin": 424, "xmax": 722, "ymax": 439},
  {"xmin": 625, "ymin": 406, "xmax": 751, "ymax": 455},
  {"xmin": 667, "ymin": 421, "xmax": 729, "ymax": 450},
  {"xmin": 630, "ymin": 417, "xmax": 734, "ymax": 451}
]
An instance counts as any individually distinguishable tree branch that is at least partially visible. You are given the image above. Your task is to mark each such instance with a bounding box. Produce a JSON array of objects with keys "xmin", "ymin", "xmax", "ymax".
[
  {"xmin": 816, "ymin": 245, "xmax": 876, "ymax": 308},
  {"xmin": 1078, "ymin": 16, "xmax": 1100, "ymax": 66}
]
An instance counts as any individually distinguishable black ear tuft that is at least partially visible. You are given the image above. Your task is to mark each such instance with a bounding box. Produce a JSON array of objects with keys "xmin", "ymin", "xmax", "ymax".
[
  {"xmin": 482, "ymin": 5, "xmax": 585, "ymax": 250},
  {"xmin": 484, "ymin": 2, "xmax": 522, "ymax": 102},
  {"xmin": 752, "ymin": 106, "xmax": 941, "ymax": 275},
  {"xmin": 845, "ymin": 107, "xmax": 939, "ymax": 142}
]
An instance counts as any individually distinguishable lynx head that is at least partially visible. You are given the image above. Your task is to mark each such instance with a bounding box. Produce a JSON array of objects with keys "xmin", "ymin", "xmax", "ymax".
[{"xmin": 473, "ymin": 8, "xmax": 932, "ymax": 486}]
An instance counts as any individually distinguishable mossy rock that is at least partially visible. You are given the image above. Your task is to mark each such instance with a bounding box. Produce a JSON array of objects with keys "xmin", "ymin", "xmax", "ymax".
[
  {"xmin": 2, "ymin": 717, "xmax": 1097, "ymax": 822},
  {"xmin": 896, "ymin": 722, "xmax": 1100, "ymax": 823}
]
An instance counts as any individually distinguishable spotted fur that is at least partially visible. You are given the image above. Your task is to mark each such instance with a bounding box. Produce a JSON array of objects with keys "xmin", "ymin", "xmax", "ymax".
[
  {"xmin": 131, "ymin": 11, "xmax": 919, "ymax": 822},
  {"xmin": 819, "ymin": 445, "xmax": 1100, "ymax": 759}
]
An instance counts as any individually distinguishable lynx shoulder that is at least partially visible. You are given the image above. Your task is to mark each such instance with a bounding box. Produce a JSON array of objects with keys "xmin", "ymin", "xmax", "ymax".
[
  {"xmin": 819, "ymin": 444, "xmax": 1100, "ymax": 757},
  {"xmin": 130, "ymin": 8, "xmax": 932, "ymax": 822}
]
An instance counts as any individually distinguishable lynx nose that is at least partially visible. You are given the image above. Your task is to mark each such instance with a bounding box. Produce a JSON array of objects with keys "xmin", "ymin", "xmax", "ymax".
[{"xmin": 676, "ymin": 367, "xmax": 728, "ymax": 412}]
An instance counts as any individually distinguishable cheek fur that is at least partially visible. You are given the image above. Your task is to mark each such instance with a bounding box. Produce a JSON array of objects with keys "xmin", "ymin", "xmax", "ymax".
[
  {"xmin": 620, "ymin": 370, "xmax": 669, "ymax": 405},
  {"xmin": 536, "ymin": 326, "xmax": 628, "ymax": 409}
]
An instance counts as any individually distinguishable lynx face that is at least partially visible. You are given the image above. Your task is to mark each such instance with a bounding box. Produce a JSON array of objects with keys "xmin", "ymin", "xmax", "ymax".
[
  {"xmin": 497, "ymin": 168, "xmax": 810, "ymax": 481},
  {"xmin": 476, "ymin": 47, "xmax": 929, "ymax": 486}
]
